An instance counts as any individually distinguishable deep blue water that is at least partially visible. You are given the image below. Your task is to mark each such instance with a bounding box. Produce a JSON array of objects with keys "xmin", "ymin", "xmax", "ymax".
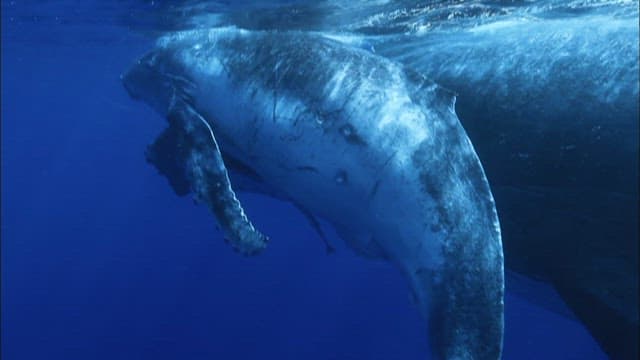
[{"xmin": 0, "ymin": 1, "xmax": 617, "ymax": 359}]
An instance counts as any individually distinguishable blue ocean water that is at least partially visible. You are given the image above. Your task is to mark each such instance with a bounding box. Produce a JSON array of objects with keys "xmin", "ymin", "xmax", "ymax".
[{"xmin": 0, "ymin": 1, "xmax": 627, "ymax": 359}]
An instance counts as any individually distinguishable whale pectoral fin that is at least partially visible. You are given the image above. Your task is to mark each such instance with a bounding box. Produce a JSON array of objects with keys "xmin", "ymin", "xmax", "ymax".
[
  {"xmin": 408, "ymin": 198, "xmax": 503, "ymax": 359},
  {"xmin": 410, "ymin": 255, "xmax": 503, "ymax": 360},
  {"xmin": 165, "ymin": 104, "xmax": 268, "ymax": 256},
  {"xmin": 407, "ymin": 120, "xmax": 504, "ymax": 358}
]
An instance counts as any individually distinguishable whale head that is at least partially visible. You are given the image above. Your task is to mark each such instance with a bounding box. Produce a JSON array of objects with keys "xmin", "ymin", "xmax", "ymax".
[{"xmin": 122, "ymin": 50, "xmax": 191, "ymax": 117}]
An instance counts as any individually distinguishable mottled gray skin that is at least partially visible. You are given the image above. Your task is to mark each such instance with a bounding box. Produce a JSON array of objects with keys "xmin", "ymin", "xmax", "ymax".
[
  {"xmin": 123, "ymin": 28, "xmax": 504, "ymax": 359},
  {"xmin": 376, "ymin": 13, "xmax": 639, "ymax": 359}
]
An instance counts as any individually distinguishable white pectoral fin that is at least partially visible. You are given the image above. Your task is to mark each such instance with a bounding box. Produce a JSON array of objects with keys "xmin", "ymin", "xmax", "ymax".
[
  {"xmin": 404, "ymin": 230, "xmax": 503, "ymax": 360},
  {"xmin": 409, "ymin": 134, "xmax": 504, "ymax": 359},
  {"xmin": 169, "ymin": 104, "xmax": 269, "ymax": 256}
]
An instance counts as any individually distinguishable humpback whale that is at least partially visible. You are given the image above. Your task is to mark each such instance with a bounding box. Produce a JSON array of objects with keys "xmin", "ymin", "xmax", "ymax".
[
  {"xmin": 122, "ymin": 27, "xmax": 504, "ymax": 359},
  {"xmin": 372, "ymin": 11, "xmax": 639, "ymax": 359}
]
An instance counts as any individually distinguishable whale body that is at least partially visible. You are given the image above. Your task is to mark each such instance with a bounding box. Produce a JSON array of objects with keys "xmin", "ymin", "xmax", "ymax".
[
  {"xmin": 122, "ymin": 27, "xmax": 504, "ymax": 359},
  {"xmin": 371, "ymin": 10, "xmax": 639, "ymax": 359}
]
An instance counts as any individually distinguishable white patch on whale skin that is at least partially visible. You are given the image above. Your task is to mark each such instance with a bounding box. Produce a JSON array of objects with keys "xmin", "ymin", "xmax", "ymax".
[{"xmin": 327, "ymin": 64, "xmax": 351, "ymax": 100}]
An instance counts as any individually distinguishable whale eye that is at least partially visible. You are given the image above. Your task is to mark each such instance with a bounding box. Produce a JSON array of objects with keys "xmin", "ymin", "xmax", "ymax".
[
  {"xmin": 340, "ymin": 124, "xmax": 353, "ymax": 137},
  {"xmin": 334, "ymin": 170, "xmax": 348, "ymax": 185}
]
